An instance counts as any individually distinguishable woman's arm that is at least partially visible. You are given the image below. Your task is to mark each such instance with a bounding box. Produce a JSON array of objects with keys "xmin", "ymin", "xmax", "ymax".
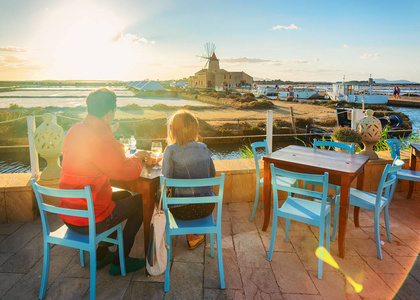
[
  {"xmin": 209, "ymin": 158, "xmax": 216, "ymax": 178},
  {"xmin": 162, "ymin": 147, "xmax": 174, "ymax": 178}
]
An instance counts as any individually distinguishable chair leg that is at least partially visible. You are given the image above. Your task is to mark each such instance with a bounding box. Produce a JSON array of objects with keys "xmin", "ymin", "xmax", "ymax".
[
  {"xmin": 250, "ymin": 185, "xmax": 260, "ymax": 221},
  {"xmin": 80, "ymin": 250, "xmax": 85, "ymax": 267},
  {"xmin": 117, "ymin": 226, "xmax": 126, "ymax": 276},
  {"xmin": 39, "ymin": 242, "xmax": 51, "ymax": 299},
  {"xmin": 326, "ymin": 213, "xmax": 331, "ymax": 254},
  {"xmin": 374, "ymin": 211, "xmax": 383, "ymax": 260},
  {"xmin": 384, "ymin": 205, "xmax": 393, "ymax": 243},
  {"xmin": 164, "ymin": 235, "xmax": 171, "ymax": 292},
  {"xmin": 318, "ymin": 223, "xmax": 325, "ymax": 279},
  {"xmin": 285, "ymin": 219, "xmax": 291, "ymax": 242},
  {"xmin": 267, "ymin": 215, "xmax": 278, "ymax": 261},
  {"xmin": 210, "ymin": 233, "xmax": 215, "ymax": 258},
  {"xmin": 216, "ymin": 233, "xmax": 225, "ymax": 289},
  {"xmin": 89, "ymin": 250, "xmax": 96, "ymax": 300}
]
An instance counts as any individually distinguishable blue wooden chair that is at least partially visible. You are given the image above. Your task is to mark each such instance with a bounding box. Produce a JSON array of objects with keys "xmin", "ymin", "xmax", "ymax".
[
  {"xmin": 339, "ymin": 160, "xmax": 403, "ymax": 259},
  {"xmin": 161, "ymin": 174, "xmax": 225, "ymax": 292},
  {"xmin": 302, "ymin": 139, "xmax": 355, "ymax": 241},
  {"xmin": 249, "ymin": 140, "xmax": 298, "ymax": 221},
  {"xmin": 386, "ymin": 137, "xmax": 420, "ymax": 197},
  {"xmin": 267, "ymin": 164, "xmax": 331, "ymax": 279},
  {"xmin": 30, "ymin": 179, "xmax": 126, "ymax": 300}
]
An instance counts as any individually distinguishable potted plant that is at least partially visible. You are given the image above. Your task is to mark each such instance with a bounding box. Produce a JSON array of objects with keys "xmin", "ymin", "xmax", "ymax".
[{"xmin": 332, "ymin": 126, "xmax": 362, "ymax": 151}]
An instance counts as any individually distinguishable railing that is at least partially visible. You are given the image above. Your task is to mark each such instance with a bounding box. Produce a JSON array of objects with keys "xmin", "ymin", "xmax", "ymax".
[{"xmin": 0, "ymin": 108, "xmax": 419, "ymax": 177}]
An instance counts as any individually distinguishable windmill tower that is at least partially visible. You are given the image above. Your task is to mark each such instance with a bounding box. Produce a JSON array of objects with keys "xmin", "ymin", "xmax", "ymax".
[{"xmin": 197, "ymin": 42, "xmax": 219, "ymax": 72}]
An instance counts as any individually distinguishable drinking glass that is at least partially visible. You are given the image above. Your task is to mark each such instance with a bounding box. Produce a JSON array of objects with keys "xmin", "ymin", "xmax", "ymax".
[
  {"xmin": 151, "ymin": 141, "xmax": 163, "ymax": 170},
  {"xmin": 119, "ymin": 138, "xmax": 130, "ymax": 156}
]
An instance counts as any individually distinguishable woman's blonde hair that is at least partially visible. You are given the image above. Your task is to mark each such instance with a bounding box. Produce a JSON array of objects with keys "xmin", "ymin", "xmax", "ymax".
[{"xmin": 167, "ymin": 110, "xmax": 199, "ymax": 146}]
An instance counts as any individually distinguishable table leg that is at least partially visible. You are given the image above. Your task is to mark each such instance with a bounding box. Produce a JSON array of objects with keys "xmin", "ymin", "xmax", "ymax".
[
  {"xmin": 407, "ymin": 149, "xmax": 416, "ymax": 199},
  {"xmin": 353, "ymin": 168, "xmax": 365, "ymax": 228},
  {"xmin": 262, "ymin": 161, "xmax": 271, "ymax": 231},
  {"xmin": 338, "ymin": 176, "xmax": 351, "ymax": 258},
  {"xmin": 141, "ymin": 179, "xmax": 159, "ymax": 275}
]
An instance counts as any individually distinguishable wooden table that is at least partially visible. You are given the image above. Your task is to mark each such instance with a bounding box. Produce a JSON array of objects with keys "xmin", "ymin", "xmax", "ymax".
[
  {"xmin": 110, "ymin": 165, "xmax": 161, "ymax": 272},
  {"xmin": 407, "ymin": 142, "xmax": 420, "ymax": 199},
  {"xmin": 262, "ymin": 146, "xmax": 369, "ymax": 258}
]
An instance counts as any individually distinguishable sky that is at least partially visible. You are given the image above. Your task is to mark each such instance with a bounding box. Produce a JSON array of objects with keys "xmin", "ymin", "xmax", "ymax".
[{"xmin": 0, "ymin": 0, "xmax": 419, "ymax": 82}]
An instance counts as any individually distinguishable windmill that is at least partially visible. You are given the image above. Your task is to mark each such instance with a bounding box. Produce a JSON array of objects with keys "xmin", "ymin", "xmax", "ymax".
[{"xmin": 197, "ymin": 42, "xmax": 216, "ymax": 69}]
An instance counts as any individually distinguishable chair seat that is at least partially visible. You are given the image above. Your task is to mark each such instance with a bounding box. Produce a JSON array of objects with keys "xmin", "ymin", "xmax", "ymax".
[
  {"xmin": 349, "ymin": 188, "xmax": 388, "ymax": 211},
  {"xmin": 260, "ymin": 176, "xmax": 297, "ymax": 187},
  {"xmin": 169, "ymin": 213, "xmax": 216, "ymax": 229},
  {"xmin": 277, "ymin": 196, "xmax": 331, "ymax": 226},
  {"xmin": 397, "ymin": 169, "xmax": 420, "ymax": 182}
]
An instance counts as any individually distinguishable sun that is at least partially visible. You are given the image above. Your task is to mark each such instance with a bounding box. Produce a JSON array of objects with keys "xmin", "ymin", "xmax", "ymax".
[{"xmin": 34, "ymin": 2, "xmax": 136, "ymax": 80}]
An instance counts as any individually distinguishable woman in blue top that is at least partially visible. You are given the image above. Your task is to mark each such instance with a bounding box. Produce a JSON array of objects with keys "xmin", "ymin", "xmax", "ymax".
[{"xmin": 162, "ymin": 110, "xmax": 216, "ymax": 249}]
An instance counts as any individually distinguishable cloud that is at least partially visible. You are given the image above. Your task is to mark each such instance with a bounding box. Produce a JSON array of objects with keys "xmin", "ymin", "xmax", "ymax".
[
  {"xmin": 282, "ymin": 59, "xmax": 308, "ymax": 64},
  {"xmin": 314, "ymin": 58, "xmax": 320, "ymax": 62},
  {"xmin": 360, "ymin": 53, "xmax": 380, "ymax": 60},
  {"xmin": 0, "ymin": 46, "xmax": 28, "ymax": 53},
  {"xmin": 221, "ymin": 57, "xmax": 308, "ymax": 65},
  {"xmin": 271, "ymin": 24, "xmax": 299, "ymax": 30},
  {"xmin": 111, "ymin": 32, "xmax": 154, "ymax": 44},
  {"xmin": 343, "ymin": 44, "xmax": 349, "ymax": 48},
  {"xmin": 0, "ymin": 55, "xmax": 42, "ymax": 71}
]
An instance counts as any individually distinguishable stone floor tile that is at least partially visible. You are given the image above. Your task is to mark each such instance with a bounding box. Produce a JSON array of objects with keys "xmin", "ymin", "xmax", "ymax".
[
  {"xmin": 289, "ymin": 235, "xmax": 335, "ymax": 273},
  {"xmin": 60, "ymin": 254, "xmax": 92, "ymax": 278},
  {"xmin": 258, "ymin": 221, "xmax": 295, "ymax": 253},
  {"xmin": 50, "ymin": 243, "xmax": 80, "ymax": 257},
  {"xmin": 0, "ymin": 233, "xmax": 43, "ymax": 273},
  {"xmin": 3, "ymin": 253, "xmax": 73, "ymax": 300},
  {"xmin": 204, "ymin": 248, "xmax": 242, "ymax": 290},
  {"xmin": 393, "ymin": 256, "xmax": 418, "ymax": 272},
  {"xmin": 381, "ymin": 237, "xmax": 419, "ymax": 257},
  {"xmin": 233, "ymin": 231, "xmax": 265, "ymax": 253},
  {"xmin": 240, "ymin": 266, "xmax": 282, "ymax": 299},
  {"xmin": 282, "ymin": 294, "xmax": 322, "ymax": 300},
  {"xmin": 44, "ymin": 277, "xmax": 90, "ymax": 300},
  {"xmin": 0, "ymin": 251, "xmax": 13, "ymax": 266},
  {"xmin": 0, "ymin": 221, "xmax": 42, "ymax": 253},
  {"xmin": 377, "ymin": 273, "xmax": 407, "ymax": 294},
  {"xmin": 308, "ymin": 270, "xmax": 361, "ymax": 300},
  {"xmin": 270, "ymin": 252, "xmax": 318, "ymax": 294},
  {"xmin": 131, "ymin": 268, "xmax": 165, "ymax": 283},
  {"xmin": 232, "ymin": 220, "xmax": 258, "ymax": 235},
  {"xmin": 164, "ymin": 261, "xmax": 203, "ymax": 300},
  {"xmin": 0, "ymin": 272, "xmax": 24, "ymax": 298},
  {"xmin": 172, "ymin": 234, "xmax": 205, "ymax": 263},
  {"xmin": 0, "ymin": 222, "xmax": 22, "ymax": 235},
  {"xmin": 236, "ymin": 249, "xmax": 271, "ymax": 269},
  {"xmin": 393, "ymin": 273, "xmax": 420, "ymax": 300},
  {"xmin": 229, "ymin": 202, "xmax": 250, "ymax": 212},
  {"xmin": 230, "ymin": 209, "xmax": 253, "ymax": 223},
  {"xmin": 360, "ymin": 252, "xmax": 406, "ymax": 274},
  {"xmin": 204, "ymin": 288, "xmax": 245, "ymax": 300},
  {"xmin": 82, "ymin": 270, "xmax": 133, "ymax": 300},
  {"xmin": 123, "ymin": 281, "xmax": 165, "ymax": 300}
]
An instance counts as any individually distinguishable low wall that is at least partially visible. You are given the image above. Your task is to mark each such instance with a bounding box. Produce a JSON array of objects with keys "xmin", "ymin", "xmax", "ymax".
[{"xmin": 1, "ymin": 150, "xmax": 419, "ymax": 223}]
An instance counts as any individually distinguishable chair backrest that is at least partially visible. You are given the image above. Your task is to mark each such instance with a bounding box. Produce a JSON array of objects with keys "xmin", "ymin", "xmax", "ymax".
[
  {"xmin": 30, "ymin": 179, "xmax": 95, "ymax": 242},
  {"xmin": 251, "ymin": 140, "xmax": 268, "ymax": 179},
  {"xmin": 160, "ymin": 174, "xmax": 225, "ymax": 224},
  {"xmin": 313, "ymin": 139, "xmax": 355, "ymax": 154},
  {"xmin": 270, "ymin": 164, "xmax": 329, "ymax": 220},
  {"xmin": 375, "ymin": 160, "xmax": 404, "ymax": 209},
  {"xmin": 386, "ymin": 137, "xmax": 401, "ymax": 160}
]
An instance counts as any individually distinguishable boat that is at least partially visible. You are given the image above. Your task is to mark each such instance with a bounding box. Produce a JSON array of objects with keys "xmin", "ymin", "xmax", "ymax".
[
  {"xmin": 252, "ymin": 86, "xmax": 278, "ymax": 100},
  {"xmin": 327, "ymin": 76, "xmax": 389, "ymax": 104},
  {"xmin": 278, "ymin": 85, "xmax": 319, "ymax": 100}
]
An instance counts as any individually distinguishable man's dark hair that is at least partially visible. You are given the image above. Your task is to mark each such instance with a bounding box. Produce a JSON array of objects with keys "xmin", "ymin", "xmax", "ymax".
[{"xmin": 86, "ymin": 88, "xmax": 117, "ymax": 118}]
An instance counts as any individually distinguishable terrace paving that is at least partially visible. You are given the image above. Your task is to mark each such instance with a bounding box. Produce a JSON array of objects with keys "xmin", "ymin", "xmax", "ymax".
[{"xmin": 0, "ymin": 192, "xmax": 419, "ymax": 299}]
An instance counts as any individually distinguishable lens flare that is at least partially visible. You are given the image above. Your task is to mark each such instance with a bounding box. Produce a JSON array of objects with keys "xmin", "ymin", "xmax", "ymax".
[{"xmin": 316, "ymin": 247, "xmax": 363, "ymax": 293}]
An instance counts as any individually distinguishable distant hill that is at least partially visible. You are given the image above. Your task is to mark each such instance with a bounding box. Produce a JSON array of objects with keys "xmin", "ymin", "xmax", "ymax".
[{"xmin": 374, "ymin": 78, "xmax": 418, "ymax": 84}]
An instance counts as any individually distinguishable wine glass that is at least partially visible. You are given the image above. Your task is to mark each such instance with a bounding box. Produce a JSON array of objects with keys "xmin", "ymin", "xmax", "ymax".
[
  {"xmin": 151, "ymin": 141, "xmax": 162, "ymax": 170},
  {"xmin": 119, "ymin": 137, "xmax": 130, "ymax": 156}
]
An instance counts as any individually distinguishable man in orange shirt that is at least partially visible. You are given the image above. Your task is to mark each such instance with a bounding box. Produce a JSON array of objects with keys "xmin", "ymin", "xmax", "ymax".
[{"xmin": 59, "ymin": 88, "xmax": 151, "ymax": 275}]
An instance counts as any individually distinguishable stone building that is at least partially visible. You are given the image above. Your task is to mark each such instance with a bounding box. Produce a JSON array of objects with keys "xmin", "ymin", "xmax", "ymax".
[{"xmin": 188, "ymin": 53, "xmax": 253, "ymax": 89}]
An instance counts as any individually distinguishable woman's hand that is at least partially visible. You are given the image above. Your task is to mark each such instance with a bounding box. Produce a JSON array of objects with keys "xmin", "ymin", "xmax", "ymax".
[{"xmin": 133, "ymin": 150, "xmax": 152, "ymax": 166}]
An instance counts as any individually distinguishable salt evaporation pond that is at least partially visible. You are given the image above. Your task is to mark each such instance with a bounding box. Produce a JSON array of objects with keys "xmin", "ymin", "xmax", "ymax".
[{"xmin": 0, "ymin": 87, "xmax": 211, "ymax": 108}]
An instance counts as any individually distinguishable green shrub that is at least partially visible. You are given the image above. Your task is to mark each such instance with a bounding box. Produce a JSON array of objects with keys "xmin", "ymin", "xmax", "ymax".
[
  {"xmin": 120, "ymin": 104, "xmax": 143, "ymax": 111},
  {"xmin": 295, "ymin": 117, "xmax": 314, "ymax": 128},
  {"xmin": 332, "ymin": 126, "xmax": 362, "ymax": 144}
]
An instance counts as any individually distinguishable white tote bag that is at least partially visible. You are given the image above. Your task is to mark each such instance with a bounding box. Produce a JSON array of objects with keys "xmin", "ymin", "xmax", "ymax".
[{"xmin": 146, "ymin": 184, "xmax": 168, "ymax": 276}]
